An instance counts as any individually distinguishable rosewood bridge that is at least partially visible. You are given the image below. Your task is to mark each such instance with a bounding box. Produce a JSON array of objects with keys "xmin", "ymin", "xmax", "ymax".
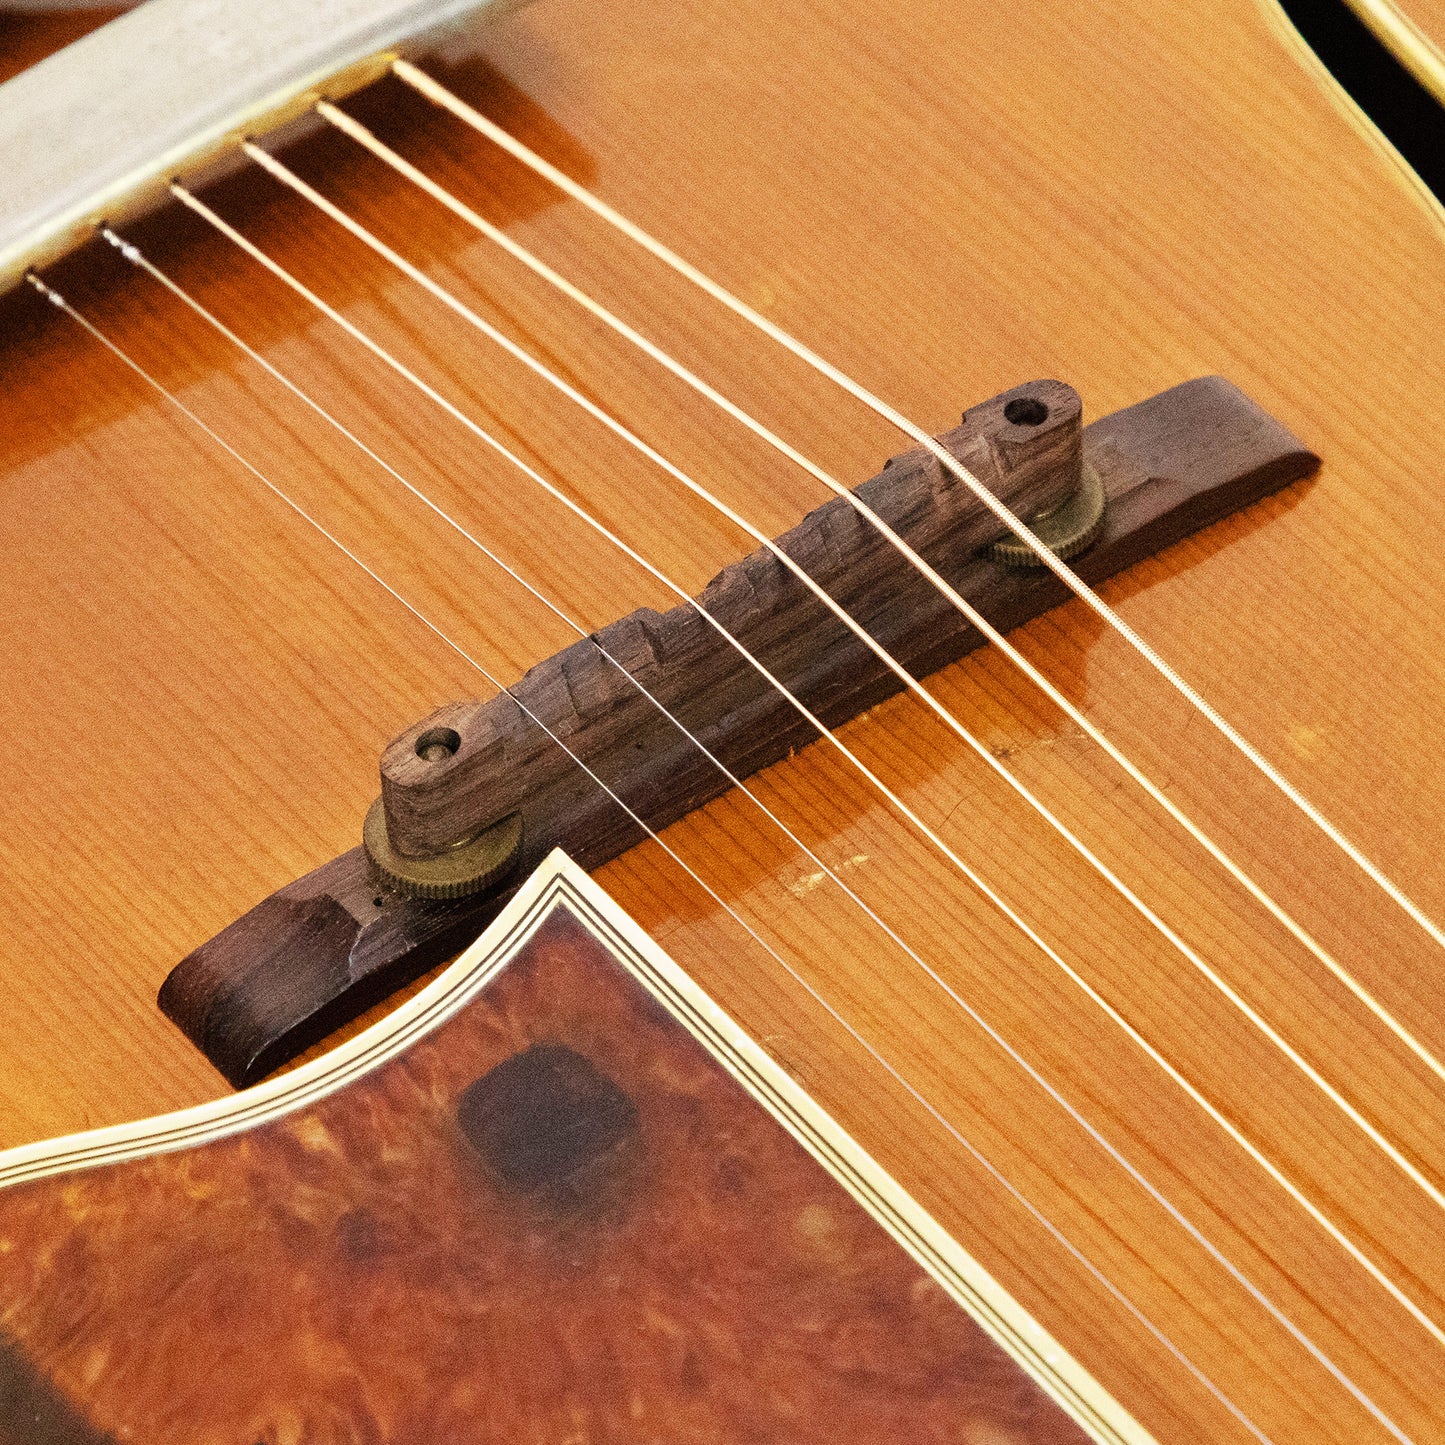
[{"xmin": 162, "ymin": 374, "xmax": 1317, "ymax": 1085}]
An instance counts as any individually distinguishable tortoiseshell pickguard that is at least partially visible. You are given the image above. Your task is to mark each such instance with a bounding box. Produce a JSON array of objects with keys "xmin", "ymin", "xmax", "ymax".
[{"xmin": 0, "ymin": 895, "xmax": 1099, "ymax": 1443}]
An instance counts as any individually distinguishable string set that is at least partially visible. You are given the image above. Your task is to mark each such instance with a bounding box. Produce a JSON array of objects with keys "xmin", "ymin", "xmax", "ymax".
[
  {"xmin": 245, "ymin": 100, "xmax": 1445, "ymax": 1178},
  {"xmin": 170, "ymin": 148, "xmax": 1445, "ymax": 1245},
  {"xmin": 138, "ymin": 168, "xmax": 1445, "ymax": 1375},
  {"xmin": 319, "ymin": 88, "xmax": 1437, "ymax": 1091},
  {"xmin": 392, "ymin": 58, "xmax": 1445, "ymax": 965},
  {"xmin": 25, "ymin": 61, "xmax": 1445, "ymax": 1440},
  {"xmin": 91, "ymin": 220, "xmax": 1443, "ymax": 1385}
]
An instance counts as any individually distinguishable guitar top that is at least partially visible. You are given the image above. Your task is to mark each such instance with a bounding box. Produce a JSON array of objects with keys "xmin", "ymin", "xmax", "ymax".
[{"xmin": 3, "ymin": 0, "xmax": 1445, "ymax": 1440}]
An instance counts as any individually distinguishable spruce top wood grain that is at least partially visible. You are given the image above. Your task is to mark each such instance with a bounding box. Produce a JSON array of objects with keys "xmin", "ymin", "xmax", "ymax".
[{"xmin": 5, "ymin": 0, "xmax": 1445, "ymax": 1439}]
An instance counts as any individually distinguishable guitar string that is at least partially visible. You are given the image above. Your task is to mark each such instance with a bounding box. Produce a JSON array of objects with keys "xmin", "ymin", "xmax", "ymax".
[
  {"xmin": 108, "ymin": 200, "xmax": 1445, "ymax": 1356},
  {"xmin": 99, "ymin": 221, "xmax": 1445, "ymax": 1363},
  {"xmin": 25, "ymin": 271, "xmax": 1293, "ymax": 1445},
  {"xmin": 315, "ymin": 94, "xmax": 1445, "ymax": 1105},
  {"xmin": 391, "ymin": 57, "xmax": 1445, "ymax": 962},
  {"xmin": 190, "ymin": 156, "xmax": 1445, "ymax": 1238},
  {"xmin": 38, "ymin": 266, "xmax": 1429, "ymax": 1445}
]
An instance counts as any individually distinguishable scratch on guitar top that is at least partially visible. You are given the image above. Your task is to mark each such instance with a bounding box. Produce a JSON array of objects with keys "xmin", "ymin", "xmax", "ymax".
[
  {"xmin": 789, "ymin": 854, "xmax": 870, "ymax": 898},
  {"xmin": 989, "ymin": 724, "xmax": 1094, "ymax": 766}
]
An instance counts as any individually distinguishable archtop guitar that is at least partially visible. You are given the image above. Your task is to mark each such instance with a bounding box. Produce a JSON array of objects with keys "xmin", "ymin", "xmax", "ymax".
[{"xmin": 2, "ymin": 1, "xmax": 1444, "ymax": 1440}]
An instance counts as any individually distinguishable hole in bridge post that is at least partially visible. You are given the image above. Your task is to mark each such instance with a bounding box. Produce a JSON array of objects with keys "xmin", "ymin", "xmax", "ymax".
[
  {"xmin": 415, "ymin": 726, "xmax": 462, "ymax": 763},
  {"xmin": 1004, "ymin": 397, "xmax": 1049, "ymax": 427}
]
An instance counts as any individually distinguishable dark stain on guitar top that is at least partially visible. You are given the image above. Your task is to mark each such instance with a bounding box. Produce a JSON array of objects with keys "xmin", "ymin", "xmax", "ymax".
[{"xmin": 0, "ymin": 908, "xmax": 1096, "ymax": 1443}]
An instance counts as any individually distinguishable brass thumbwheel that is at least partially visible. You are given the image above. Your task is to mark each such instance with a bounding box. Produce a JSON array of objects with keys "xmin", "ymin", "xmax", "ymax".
[
  {"xmin": 363, "ymin": 800, "xmax": 524, "ymax": 902},
  {"xmin": 988, "ymin": 461, "xmax": 1107, "ymax": 568}
]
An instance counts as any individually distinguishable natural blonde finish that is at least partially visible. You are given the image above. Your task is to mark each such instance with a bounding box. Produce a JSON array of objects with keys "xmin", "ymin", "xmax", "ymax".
[{"xmin": 3, "ymin": 1, "xmax": 1445, "ymax": 1440}]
